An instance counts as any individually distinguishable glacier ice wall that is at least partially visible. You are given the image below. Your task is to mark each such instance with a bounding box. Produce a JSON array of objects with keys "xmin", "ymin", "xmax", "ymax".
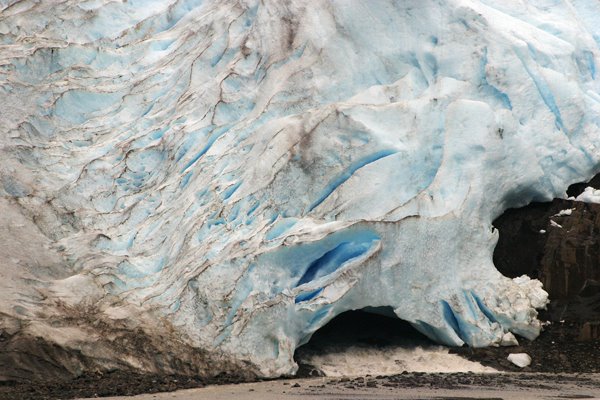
[{"xmin": 2, "ymin": 0, "xmax": 600, "ymax": 378}]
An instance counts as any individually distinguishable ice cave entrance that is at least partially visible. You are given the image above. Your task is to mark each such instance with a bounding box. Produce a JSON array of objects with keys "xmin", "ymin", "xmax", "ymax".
[{"xmin": 293, "ymin": 307, "xmax": 437, "ymax": 377}]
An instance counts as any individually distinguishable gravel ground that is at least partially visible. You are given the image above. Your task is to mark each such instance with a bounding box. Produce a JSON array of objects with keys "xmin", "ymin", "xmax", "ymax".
[
  {"xmin": 451, "ymin": 322, "xmax": 600, "ymax": 373},
  {"xmin": 74, "ymin": 373, "xmax": 600, "ymax": 400}
]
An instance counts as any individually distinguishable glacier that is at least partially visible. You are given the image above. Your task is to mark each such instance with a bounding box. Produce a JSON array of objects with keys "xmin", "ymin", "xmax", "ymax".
[{"xmin": 1, "ymin": 0, "xmax": 600, "ymax": 379}]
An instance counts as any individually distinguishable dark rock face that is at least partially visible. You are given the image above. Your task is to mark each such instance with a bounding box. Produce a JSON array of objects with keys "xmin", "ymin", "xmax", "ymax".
[{"xmin": 493, "ymin": 198, "xmax": 600, "ymax": 339}]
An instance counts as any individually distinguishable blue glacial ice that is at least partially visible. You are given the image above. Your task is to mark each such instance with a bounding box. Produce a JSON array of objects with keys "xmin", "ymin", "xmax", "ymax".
[{"xmin": 1, "ymin": 0, "xmax": 600, "ymax": 377}]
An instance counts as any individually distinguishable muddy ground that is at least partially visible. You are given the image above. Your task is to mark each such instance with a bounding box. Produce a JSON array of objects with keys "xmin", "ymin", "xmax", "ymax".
[
  {"xmin": 82, "ymin": 373, "xmax": 600, "ymax": 400},
  {"xmin": 4, "ymin": 371, "xmax": 600, "ymax": 400},
  {"xmin": 0, "ymin": 370, "xmax": 248, "ymax": 400}
]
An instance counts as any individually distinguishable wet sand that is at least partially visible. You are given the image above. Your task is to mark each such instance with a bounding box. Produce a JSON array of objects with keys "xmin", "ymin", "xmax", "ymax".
[{"xmin": 77, "ymin": 373, "xmax": 600, "ymax": 400}]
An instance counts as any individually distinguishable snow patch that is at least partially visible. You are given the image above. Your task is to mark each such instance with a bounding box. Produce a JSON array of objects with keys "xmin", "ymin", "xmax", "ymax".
[
  {"xmin": 507, "ymin": 353, "xmax": 532, "ymax": 368},
  {"xmin": 553, "ymin": 208, "xmax": 575, "ymax": 217},
  {"xmin": 550, "ymin": 220, "xmax": 563, "ymax": 229}
]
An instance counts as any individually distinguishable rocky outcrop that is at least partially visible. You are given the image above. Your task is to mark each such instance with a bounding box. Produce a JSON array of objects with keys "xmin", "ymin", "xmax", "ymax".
[{"xmin": 494, "ymin": 197, "xmax": 600, "ymax": 339}]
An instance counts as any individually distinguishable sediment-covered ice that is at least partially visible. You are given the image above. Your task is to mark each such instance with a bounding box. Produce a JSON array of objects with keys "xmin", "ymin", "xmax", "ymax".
[{"xmin": 2, "ymin": 0, "xmax": 600, "ymax": 379}]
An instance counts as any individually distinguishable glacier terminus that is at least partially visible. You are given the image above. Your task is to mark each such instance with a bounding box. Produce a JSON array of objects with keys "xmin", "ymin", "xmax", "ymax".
[{"xmin": 1, "ymin": 0, "xmax": 600, "ymax": 380}]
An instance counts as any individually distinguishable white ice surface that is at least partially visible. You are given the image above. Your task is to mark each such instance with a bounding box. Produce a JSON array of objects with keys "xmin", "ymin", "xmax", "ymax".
[
  {"xmin": 550, "ymin": 220, "xmax": 564, "ymax": 229},
  {"xmin": 2, "ymin": 0, "xmax": 600, "ymax": 377},
  {"xmin": 507, "ymin": 353, "xmax": 532, "ymax": 368},
  {"xmin": 300, "ymin": 345, "xmax": 498, "ymax": 377},
  {"xmin": 572, "ymin": 186, "xmax": 600, "ymax": 203},
  {"xmin": 554, "ymin": 208, "xmax": 574, "ymax": 217}
]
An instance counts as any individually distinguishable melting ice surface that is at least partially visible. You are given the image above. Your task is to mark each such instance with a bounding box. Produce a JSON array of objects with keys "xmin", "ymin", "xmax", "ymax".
[
  {"xmin": 299, "ymin": 346, "xmax": 498, "ymax": 376},
  {"xmin": 2, "ymin": 0, "xmax": 600, "ymax": 378}
]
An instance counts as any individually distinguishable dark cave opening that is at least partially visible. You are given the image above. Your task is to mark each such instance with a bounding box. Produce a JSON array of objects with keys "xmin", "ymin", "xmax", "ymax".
[
  {"xmin": 492, "ymin": 200, "xmax": 551, "ymax": 279},
  {"xmin": 293, "ymin": 307, "xmax": 436, "ymax": 377},
  {"xmin": 566, "ymin": 173, "xmax": 600, "ymax": 198}
]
